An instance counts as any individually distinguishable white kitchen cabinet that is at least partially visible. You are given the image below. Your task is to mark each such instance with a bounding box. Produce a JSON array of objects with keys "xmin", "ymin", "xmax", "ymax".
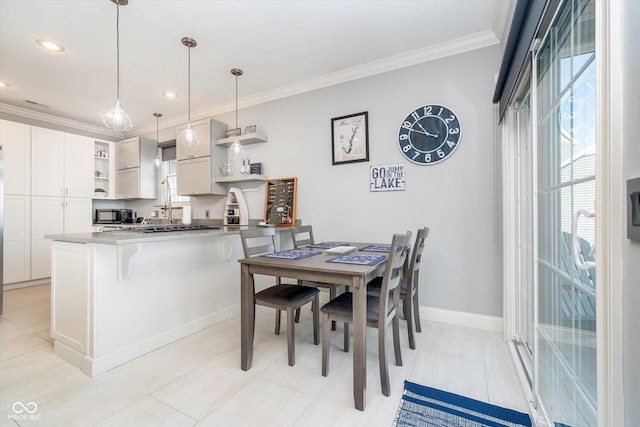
[
  {"xmin": 116, "ymin": 137, "xmax": 140, "ymax": 170},
  {"xmin": 177, "ymin": 157, "xmax": 215, "ymax": 196},
  {"xmin": 64, "ymin": 134, "xmax": 94, "ymax": 198},
  {"xmin": 30, "ymin": 196, "xmax": 92, "ymax": 280},
  {"xmin": 31, "ymin": 127, "xmax": 65, "ymax": 196},
  {"xmin": 176, "ymin": 119, "xmax": 213, "ymax": 160},
  {"xmin": 176, "ymin": 118, "xmax": 228, "ymax": 196},
  {"xmin": 0, "ymin": 120, "xmax": 31, "ymax": 195},
  {"xmin": 31, "ymin": 127, "xmax": 94, "ymax": 198},
  {"xmin": 2, "ymin": 195, "xmax": 31, "ymax": 283},
  {"xmin": 116, "ymin": 136, "xmax": 157, "ymax": 199}
]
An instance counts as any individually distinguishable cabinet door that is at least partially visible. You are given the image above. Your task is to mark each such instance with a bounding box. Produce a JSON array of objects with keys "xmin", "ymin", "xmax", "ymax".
[
  {"xmin": 64, "ymin": 134, "xmax": 94, "ymax": 198},
  {"xmin": 176, "ymin": 119, "xmax": 211, "ymax": 160},
  {"xmin": 64, "ymin": 198, "xmax": 92, "ymax": 234},
  {"xmin": 31, "ymin": 196, "xmax": 64, "ymax": 280},
  {"xmin": 3, "ymin": 195, "xmax": 31, "ymax": 283},
  {"xmin": 177, "ymin": 157, "xmax": 212, "ymax": 196},
  {"xmin": 0, "ymin": 120, "xmax": 31, "ymax": 195},
  {"xmin": 116, "ymin": 137, "xmax": 140, "ymax": 169},
  {"xmin": 117, "ymin": 168, "xmax": 139, "ymax": 199},
  {"xmin": 32, "ymin": 127, "xmax": 65, "ymax": 196}
]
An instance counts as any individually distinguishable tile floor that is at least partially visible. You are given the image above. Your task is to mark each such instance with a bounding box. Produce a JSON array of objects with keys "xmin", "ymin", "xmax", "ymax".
[{"xmin": 0, "ymin": 285, "xmax": 530, "ymax": 426}]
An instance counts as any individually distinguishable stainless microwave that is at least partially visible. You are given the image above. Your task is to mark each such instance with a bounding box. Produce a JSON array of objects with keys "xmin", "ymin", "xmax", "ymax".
[{"xmin": 95, "ymin": 209, "xmax": 133, "ymax": 224}]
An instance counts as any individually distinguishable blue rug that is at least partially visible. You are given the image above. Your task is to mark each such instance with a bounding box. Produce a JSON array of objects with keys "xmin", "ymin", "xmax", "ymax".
[{"xmin": 394, "ymin": 381, "xmax": 532, "ymax": 426}]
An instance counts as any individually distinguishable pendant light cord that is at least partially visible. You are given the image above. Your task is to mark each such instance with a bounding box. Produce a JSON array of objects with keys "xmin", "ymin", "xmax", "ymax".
[
  {"xmin": 116, "ymin": 3, "xmax": 120, "ymax": 100},
  {"xmin": 235, "ymin": 73, "xmax": 238, "ymax": 129},
  {"xmin": 187, "ymin": 46, "xmax": 191, "ymax": 122}
]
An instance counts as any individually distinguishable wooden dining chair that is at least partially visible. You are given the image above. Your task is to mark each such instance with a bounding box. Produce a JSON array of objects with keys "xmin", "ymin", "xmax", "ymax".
[
  {"xmin": 240, "ymin": 227, "xmax": 320, "ymax": 366},
  {"xmin": 368, "ymin": 227, "xmax": 429, "ymax": 349},
  {"xmin": 290, "ymin": 225, "xmax": 342, "ymax": 330},
  {"xmin": 320, "ymin": 231, "xmax": 411, "ymax": 396}
]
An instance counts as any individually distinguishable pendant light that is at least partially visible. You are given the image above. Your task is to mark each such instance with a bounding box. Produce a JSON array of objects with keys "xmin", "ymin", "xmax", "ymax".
[
  {"xmin": 228, "ymin": 68, "xmax": 246, "ymax": 175},
  {"xmin": 102, "ymin": 0, "xmax": 133, "ymax": 133},
  {"xmin": 178, "ymin": 37, "xmax": 200, "ymax": 147},
  {"xmin": 152, "ymin": 112, "xmax": 162, "ymax": 168}
]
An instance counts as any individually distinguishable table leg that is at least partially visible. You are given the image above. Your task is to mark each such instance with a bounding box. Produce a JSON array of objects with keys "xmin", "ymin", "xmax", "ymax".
[
  {"xmin": 352, "ymin": 275, "xmax": 366, "ymax": 410},
  {"xmin": 241, "ymin": 264, "xmax": 255, "ymax": 370}
]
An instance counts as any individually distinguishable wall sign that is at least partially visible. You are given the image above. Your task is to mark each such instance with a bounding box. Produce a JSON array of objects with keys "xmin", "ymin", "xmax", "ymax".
[{"xmin": 370, "ymin": 163, "xmax": 406, "ymax": 192}]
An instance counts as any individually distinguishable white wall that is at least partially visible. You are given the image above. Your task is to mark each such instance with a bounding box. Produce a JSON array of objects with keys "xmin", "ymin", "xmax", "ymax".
[
  {"xmin": 176, "ymin": 45, "xmax": 503, "ymax": 317},
  {"xmin": 622, "ymin": 1, "xmax": 640, "ymax": 424}
]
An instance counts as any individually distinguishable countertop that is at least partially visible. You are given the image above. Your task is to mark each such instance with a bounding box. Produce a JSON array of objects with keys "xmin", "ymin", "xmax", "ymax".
[{"xmin": 45, "ymin": 225, "xmax": 278, "ymax": 245}]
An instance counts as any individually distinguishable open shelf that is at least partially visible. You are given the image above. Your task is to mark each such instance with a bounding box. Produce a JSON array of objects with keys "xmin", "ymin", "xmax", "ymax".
[
  {"xmin": 215, "ymin": 132, "xmax": 267, "ymax": 148},
  {"xmin": 215, "ymin": 174, "xmax": 267, "ymax": 183}
]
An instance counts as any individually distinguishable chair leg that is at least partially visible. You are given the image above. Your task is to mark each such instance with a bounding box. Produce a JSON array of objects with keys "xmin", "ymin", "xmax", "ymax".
[
  {"xmin": 295, "ymin": 307, "xmax": 301, "ymax": 323},
  {"xmin": 322, "ymin": 312, "xmax": 330, "ymax": 376},
  {"xmin": 287, "ymin": 307, "xmax": 295, "ymax": 366},
  {"xmin": 379, "ymin": 322, "xmax": 390, "ymax": 396},
  {"xmin": 343, "ymin": 322, "xmax": 349, "ymax": 352},
  {"xmin": 275, "ymin": 310, "xmax": 281, "ymax": 335},
  {"xmin": 329, "ymin": 287, "xmax": 337, "ymax": 331},
  {"xmin": 413, "ymin": 290, "xmax": 421, "ymax": 333},
  {"xmin": 312, "ymin": 296, "xmax": 319, "ymax": 345},
  {"xmin": 393, "ymin": 313, "xmax": 403, "ymax": 367},
  {"xmin": 405, "ymin": 295, "xmax": 416, "ymax": 350}
]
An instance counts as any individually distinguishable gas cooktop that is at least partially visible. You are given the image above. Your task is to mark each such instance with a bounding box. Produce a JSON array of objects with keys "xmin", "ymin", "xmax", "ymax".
[{"xmin": 107, "ymin": 224, "xmax": 220, "ymax": 234}]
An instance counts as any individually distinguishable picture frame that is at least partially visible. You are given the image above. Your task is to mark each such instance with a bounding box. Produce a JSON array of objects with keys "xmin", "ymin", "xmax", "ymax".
[
  {"xmin": 225, "ymin": 128, "xmax": 241, "ymax": 138},
  {"xmin": 331, "ymin": 111, "xmax": 369, "ymax": 165}
]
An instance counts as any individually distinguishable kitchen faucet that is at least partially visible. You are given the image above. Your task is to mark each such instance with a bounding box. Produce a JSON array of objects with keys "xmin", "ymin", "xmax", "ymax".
[{"xmin": 161, "ymin": 179, "xmax": 173, "ymax": 224}]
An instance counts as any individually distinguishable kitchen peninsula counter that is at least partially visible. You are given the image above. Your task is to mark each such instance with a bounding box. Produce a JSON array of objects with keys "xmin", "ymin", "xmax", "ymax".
[{"xmin": 46, "ymin": 225, "xmax": 288, "ymax": 377}]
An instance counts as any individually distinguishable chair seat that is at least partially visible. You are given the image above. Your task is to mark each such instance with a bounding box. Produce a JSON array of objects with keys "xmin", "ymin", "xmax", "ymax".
[
  {"xmin": 320, "ymin": 292, "xmax": 395, "ymax": 324},
  {"xmin": 256, "ymin": 284, "xmax": 319, "ymax": 306},
  {"xmin": 367, "ymin": 277, "xmax": 408, "ymax": 297}
]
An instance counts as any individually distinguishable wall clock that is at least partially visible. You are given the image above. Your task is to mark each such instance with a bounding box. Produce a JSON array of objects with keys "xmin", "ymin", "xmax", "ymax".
[{"xmin": 398, "ymin": 104, "xmax": 461, "ymax": 165}]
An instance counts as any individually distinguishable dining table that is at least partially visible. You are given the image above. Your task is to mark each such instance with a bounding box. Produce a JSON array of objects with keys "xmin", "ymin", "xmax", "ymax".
[{"xmin": 239, "ymin": 242, "xmax": 389, "ymax": 411}]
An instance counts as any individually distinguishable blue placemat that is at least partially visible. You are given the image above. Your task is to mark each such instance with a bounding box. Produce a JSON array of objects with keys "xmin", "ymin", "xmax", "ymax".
[
  {"xmin": 308, "ymin": 242, "xmax": 351, "ymax": 249},
  {"xmin": 360, "ymin": 244, "xmax": 391, "ymax": 252},
  {"xmin": 327, "ymin": 253, "xmax": 387, "ymax": 266},
  {"xmin": 262, "ymin": 250, "xmax": 321, "ymax": 260}
]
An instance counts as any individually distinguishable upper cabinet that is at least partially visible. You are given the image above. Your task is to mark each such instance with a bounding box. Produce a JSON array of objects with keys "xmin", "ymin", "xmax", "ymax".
[
  {"xmin": 176, "ymin": 119, "xmax": 213, "ymax": 160},
  {"xmin": 175, "ymin": 118, "xmax": 228, "ymax": 196},
  {"xmin": 115, "ymin": 136, "xmax": 157, "ymax": 199},
  {"xmin": 0, "ymin": 120, "xmax": 31, "ymax": 195},
  {"xmin": 31, "ymin": 127, "xmax": 93, "ymax": 198}
]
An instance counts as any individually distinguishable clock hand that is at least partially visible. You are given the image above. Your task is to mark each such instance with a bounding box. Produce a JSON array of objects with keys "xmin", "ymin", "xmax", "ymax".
[
  {"xmin": 416, "ymin": 122, "xmax": 439, "ymax": 138},
  {"xmin": 409, "ymin": 128, "xmax": 428, "ymax": 136}
]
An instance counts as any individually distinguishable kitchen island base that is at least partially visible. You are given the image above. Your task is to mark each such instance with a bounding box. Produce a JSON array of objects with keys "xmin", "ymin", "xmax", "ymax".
[{"xmin": 50, "ymin": 236, "xmax": 242, "ymax": 377}]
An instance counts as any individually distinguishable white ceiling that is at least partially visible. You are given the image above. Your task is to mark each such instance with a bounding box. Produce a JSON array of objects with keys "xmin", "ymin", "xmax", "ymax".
[{"xmin": 0, "ymin": 0, "xmax": 513, "ymax": 138}]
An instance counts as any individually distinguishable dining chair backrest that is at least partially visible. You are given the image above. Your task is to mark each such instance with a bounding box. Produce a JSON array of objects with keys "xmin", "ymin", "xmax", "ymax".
[
  {"xmin": 378, "ymin": 232, "xmax": 412, "ymax": 326},
  {"xmin": 290, "ymin": 225, "xmax": 314, "ymax": 249},
  {"xmin": 406, "ymin": 227, "xmax": 429, "ymax": 289},
  {"xmin": 240, "ymin": 227, "xmax": 278, "ymax": 258}
]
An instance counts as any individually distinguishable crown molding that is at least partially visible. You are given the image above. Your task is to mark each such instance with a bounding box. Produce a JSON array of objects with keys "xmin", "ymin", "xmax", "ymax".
[
  {"xmin": 0, "ymin": 103, "xmax": 124, "ymax": 139},
  {"xmin": 4, "ymin": 30, "xmax": 499, "ymax": 139},
  {"xmin": 189, "ymin": 29, "xmax": 500, "ymax": 120}
]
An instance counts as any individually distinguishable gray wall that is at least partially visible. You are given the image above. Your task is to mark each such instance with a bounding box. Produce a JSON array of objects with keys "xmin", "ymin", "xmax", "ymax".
[
  {"xmin": 622, "ymin": 1, "xmax": 640, "ymax": 424},
  {"xmin": 182, "ymin": 45, "xmax": 503, "ymax": 317}
]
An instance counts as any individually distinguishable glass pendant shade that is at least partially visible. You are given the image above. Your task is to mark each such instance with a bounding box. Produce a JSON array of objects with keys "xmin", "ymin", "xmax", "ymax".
[
  {"xmin": 103, "ymin": 99, "xmax": 133, "ymax": 132},
  {"xmin": 178, "ymin": 122, "xmax": 200, "ymax": 147}
]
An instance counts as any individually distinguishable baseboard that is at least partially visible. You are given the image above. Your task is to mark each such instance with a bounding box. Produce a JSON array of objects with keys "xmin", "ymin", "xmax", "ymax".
[
  {"xmin": 419, "ymin": 305, "xmax": 503, "ymax": 332},
  {"xmin": 4, "ymin": 279, "xmax": 51, "ymax": 291}
]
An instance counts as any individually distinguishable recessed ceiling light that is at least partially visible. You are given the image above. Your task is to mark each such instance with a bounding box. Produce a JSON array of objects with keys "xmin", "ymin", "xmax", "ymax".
[
  {"xmin": 0, "ymin": 81, "xmax": 9, "ymax": 88},
  {"xmin": 36, "ymin": 38, "xmax": 65, "ymax": 52},
  {"xmin": 162, "ymin": 91, "xmax": 178, "ymax": 99}
]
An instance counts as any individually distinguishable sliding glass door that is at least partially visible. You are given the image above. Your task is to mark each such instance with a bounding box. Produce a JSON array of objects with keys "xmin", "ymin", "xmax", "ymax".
[{"xmin": 508, "ymin": 0, "xmax": 597, "ymax": 425}]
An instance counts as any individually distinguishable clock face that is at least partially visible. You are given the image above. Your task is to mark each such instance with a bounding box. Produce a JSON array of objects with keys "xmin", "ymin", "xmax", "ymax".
[{"xmin": 398, "ymin": 104, "xmax": 461, "ymax": 165}]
